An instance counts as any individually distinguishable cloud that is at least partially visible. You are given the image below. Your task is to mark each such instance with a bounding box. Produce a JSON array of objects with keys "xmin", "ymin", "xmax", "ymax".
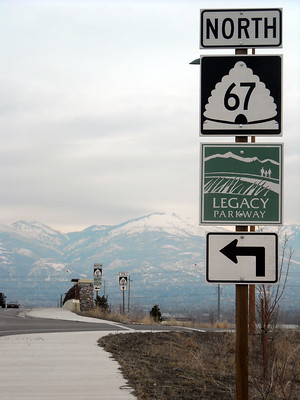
[{"xmin": 0, "ymin": 0, "xmax": 299, "ymax": 231}]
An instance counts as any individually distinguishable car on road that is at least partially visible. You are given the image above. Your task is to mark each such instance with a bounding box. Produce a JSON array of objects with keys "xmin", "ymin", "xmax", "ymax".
[
  {"xmin": 0, "ymin": 293, "xmax": 6, "ymax": 308},
  {"xmin": 7, "ymin": 301, "xmax": 20, "ymax": 309}
]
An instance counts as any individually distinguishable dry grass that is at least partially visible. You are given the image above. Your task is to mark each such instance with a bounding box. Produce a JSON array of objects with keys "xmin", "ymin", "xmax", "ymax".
[
  {"xmin": 249, "ymin": 330, "xmax": 300, "ymax": 399},
  {"xmin": 78, "ymin": 308, "xmax": 234, "ymax": 329},
  {"xmin": 77, "ymin": 307, "xmax": 158, "ymax": 325},
  {"xmin": 162, "ymin": 318, "xmax": 234, "ymax": 330},
  {"xmin": 79, "ymin": 309, "xmax": 300, "ymax": 399},
  {"xmin": 99, "ymin": 331, "xmax": 236, "ymax": 400},
  {"xmin": 98, "ymin": 330, "xmax": 300, "ymax": 400}
]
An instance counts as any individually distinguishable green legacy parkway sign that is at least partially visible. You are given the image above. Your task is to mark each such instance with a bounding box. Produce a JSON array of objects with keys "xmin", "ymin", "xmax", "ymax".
[{"xmin": 200, "ymin": 144, "xmax": 283, "ymax": 225}]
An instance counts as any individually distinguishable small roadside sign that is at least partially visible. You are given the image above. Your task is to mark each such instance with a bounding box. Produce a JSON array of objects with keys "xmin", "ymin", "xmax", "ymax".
[
  {"xmin": 200, "ymin": 9, "xmax": 282, "ymax": 48},
  {"xmin": 119, "ymin": 276, "xmax": 128, "ymax": 286},
  {"xmin": 119, "ymin": 272, "xmax": 128, "ymax": 290},
  {"xmin": 200, "ymin": 143, "xmax": 283, "ymax": 225},
  {"xmin": 93, "ymin": 263, "xmax": 102, "ymax": 291},
  {"xmin": 93, "ymin": 279, "xmax": 102, "ymax": 291},
  {"xmin": 200, "ymin": 55, "xmax": 282, "ymax": 136},
  {"xmin": 94, "ymin": 264, "xmax": 102, "ymax": 276},
  {"xmin": 206, "ymin": 232, "xmax": 278, "ymax": 284}
]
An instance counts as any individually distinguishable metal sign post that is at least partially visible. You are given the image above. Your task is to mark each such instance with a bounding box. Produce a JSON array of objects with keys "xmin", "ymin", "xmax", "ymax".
[
  {"xmin": 93, "ymin": 263, "xmax": 103, "ymax": 293},
  {"xmin": 119, "ymin": 272, "xmax": 128, "ymax": 315},
  {"xmin": 235, "ymin": 121, "xmax": 249, "ymax": 400}
]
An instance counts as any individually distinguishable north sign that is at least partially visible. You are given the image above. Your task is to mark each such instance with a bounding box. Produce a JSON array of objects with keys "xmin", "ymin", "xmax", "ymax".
[
  {"xmin": 206, "ymin": 232, "xmax": 278, "ymax": 284},
  {"xmin": 200, "ymin": 144, "xmax": 283, "ymax": 225},
  {"xmin": 200, "ymin": 9, "xmax": 282, "ymax": 48},
  {"xmin": 200, "ymin": 55, "xmax": 282, "ymax": 136}
]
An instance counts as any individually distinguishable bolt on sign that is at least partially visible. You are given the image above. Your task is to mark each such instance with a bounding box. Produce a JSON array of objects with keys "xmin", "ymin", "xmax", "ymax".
[
  {"xmin": 200, "ymin": 9, "xmax": 282, "ymax": 48},
  {"xmin": 200, "ymin": 55, "xmax": 282, "ymax": 136},
  {"xmin": 200, "ymin": 143, "xmax": 283, "ymax": 225}
]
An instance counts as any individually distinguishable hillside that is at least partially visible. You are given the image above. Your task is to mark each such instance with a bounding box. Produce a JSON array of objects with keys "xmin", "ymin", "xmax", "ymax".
[{"xmin": 0, "ymin": 213, "xmax": 299, "ymax": 315}]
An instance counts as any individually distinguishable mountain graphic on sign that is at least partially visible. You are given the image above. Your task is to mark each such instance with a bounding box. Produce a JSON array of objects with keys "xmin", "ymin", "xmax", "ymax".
[
  {"xmin": 204, "ymin": 151, "xmax": 279, "ymax": 166},
  {"xmin": 204, "ymin": 151, "xmax": 280, "ymax": 195},
  {"xmin": 204, "ymin": 61, "xmax": 278, "ymax": 130}
]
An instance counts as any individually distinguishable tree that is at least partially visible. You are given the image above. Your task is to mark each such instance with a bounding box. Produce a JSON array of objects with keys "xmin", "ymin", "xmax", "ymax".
[
  {"xmin": 150, "ymin": 304, "xmax": 162, "ymax": 323},
  {"xmin": 95, "ymin": 295, "xmax": 110, "ymax": 312}
]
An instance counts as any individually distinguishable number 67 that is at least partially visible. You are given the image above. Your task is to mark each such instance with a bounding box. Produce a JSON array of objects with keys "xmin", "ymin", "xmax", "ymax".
[{"xmin": 224, "ymin": 82, "xmax": 256, "ymax": 111}]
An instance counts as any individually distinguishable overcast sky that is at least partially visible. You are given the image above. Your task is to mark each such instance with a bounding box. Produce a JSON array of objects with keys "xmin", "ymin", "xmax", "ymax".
[{"xmin": 1, "ymin": 0, "xmax": 299, "ymax": 232}]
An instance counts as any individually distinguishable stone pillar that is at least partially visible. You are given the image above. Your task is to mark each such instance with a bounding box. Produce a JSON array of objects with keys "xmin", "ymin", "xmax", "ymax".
[{"xmin": 78, "ymin": 280, "xmax": 94, "ymax": 311}]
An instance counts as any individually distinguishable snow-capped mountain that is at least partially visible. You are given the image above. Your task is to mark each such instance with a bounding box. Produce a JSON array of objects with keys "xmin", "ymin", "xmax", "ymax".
[
  {"xmin": 105, "ymin": 213, "xmax": 215, "ymax": 238},
  {"xmin": 0, "ymin": 213, "xmax": 299, "ymax": 313},
  {"xmin": 11, "ymin": 221, "xmax": 67, "ymax": 247}
]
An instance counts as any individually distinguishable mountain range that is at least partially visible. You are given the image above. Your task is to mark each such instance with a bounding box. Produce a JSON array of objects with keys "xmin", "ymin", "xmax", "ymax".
[{"xmin": 0, "ymin": 213, "xmax": 299, "ymax": 318}]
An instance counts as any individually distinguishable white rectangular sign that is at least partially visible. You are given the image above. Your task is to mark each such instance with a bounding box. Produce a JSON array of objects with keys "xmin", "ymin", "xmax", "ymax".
[
  {"xmin": 94, "ymin": 264, "xmax": 102, "ymax": 276},
  {"xmin": 93, "ymin": 264, "xmax": 102, "ymax": 291},
  {"xmin": 206, "ymin": 232, "xmax": 278, "ymax": 284},
  {"xmin": 119, "ymin": 272, "xmax": 128, "ymax": 290},
  {"xmin": 201, "ymin": 9, "xmax": 282, "ymax": 48}
]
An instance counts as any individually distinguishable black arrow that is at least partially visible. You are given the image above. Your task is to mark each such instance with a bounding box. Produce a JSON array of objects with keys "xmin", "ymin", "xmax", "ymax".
[{"xmin": 220, "ymin": 239, "xmax": 265, "ymax": 277}]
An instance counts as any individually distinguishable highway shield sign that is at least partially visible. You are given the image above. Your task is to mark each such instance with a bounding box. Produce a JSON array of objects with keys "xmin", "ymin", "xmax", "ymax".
[
  {"xmin": 93, "ymin": 264, "xmax": 102, "ymax": 290},
  {"xmin": 200, "ymin": 55, "xmax": 282, "ymax": 136}
]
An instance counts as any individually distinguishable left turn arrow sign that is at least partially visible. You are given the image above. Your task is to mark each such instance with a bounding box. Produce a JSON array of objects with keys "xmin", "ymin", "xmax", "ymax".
[{"xmin": 220, "ymin": 239, "xmax": 265, "ymax": 277}]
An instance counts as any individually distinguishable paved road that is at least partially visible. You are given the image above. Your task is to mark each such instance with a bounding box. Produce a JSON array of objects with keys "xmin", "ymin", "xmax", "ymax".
[
  {"xmin": 0, "ymin": 308, "xmax": 193, "ymax": 337},
  {"xmin": 0, "ymin": 308, "xmax": 128, "ymax": 336}
]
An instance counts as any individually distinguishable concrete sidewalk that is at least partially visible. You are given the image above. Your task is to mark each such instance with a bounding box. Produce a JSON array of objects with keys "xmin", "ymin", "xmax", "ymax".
[
  {"xmin": 27, "ymin": 307, "xmax": 135, "ymax": 331},
  {"xmin": 0, "ymin": 309, "xmax": 137, "ymax": 400}
]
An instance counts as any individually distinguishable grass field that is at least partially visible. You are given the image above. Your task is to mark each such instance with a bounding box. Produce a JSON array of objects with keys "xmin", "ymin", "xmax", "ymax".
[
  {"xmin": 78, "ymin": 309, "xmax": 300, "ymax": 399},
  {"xmin": 99, "ymin": 330, "xmax": 300, "ymax": 400}
]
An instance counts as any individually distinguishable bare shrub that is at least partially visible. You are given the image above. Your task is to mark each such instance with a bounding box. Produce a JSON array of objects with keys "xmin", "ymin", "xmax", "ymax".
[
  {"xmin": 251, "ymin": 231, "xmax": 299, "ymax": 399},
  {"xmin": 250, "ymin": 331, "xmax": 300, "ymax": 400}
]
